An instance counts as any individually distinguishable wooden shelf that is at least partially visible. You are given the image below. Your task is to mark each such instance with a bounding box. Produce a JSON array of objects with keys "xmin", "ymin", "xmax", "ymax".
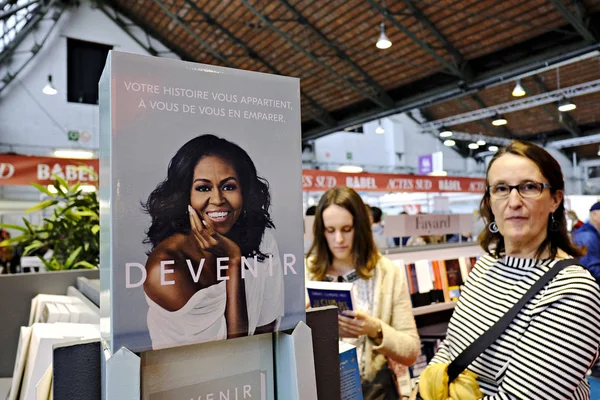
[{"xmin": 412, "ymin": 301, "xmax": 456, "ymax": 316}]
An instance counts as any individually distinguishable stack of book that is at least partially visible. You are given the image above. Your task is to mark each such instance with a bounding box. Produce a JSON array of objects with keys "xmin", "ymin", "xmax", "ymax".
[{"xmin": 8, "ymin": 290, "xmax": 100, "ymax": 400}]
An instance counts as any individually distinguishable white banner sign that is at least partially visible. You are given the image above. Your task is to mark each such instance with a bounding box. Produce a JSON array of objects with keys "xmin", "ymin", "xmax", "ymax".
[{"xmin": 384, "ymin": 214, "xmax": 474, "ymax": 237}]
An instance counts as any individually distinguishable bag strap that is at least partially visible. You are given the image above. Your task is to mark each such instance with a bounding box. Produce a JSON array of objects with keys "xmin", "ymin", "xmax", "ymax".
[{"xmin": 446, "ymin": 258, "xmax": 580, "ymax": 383}]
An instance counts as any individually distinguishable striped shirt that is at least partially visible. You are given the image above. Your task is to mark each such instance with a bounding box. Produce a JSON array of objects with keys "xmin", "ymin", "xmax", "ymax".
[{"xmin": 430, "ymin": 255, "xmax": 600, "ymax": 399}]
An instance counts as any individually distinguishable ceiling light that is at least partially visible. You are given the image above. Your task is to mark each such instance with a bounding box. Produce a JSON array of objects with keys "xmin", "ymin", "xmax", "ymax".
[
  {"xmin": 338, "ymin": 165, "xmax": 363, "ymax": 173},
  {"xmin": 42, "ymin": 75, "xmax": 57, "ymax": 95},
  {"xmin": 428, "ymin": 171, "xmax": 448, "ymax": 176},
  {"xmin": 375, "ymin": 120, "xmax": 385, "ymax": 134},
  {"xmin": 512, "ymin": 79, "xmax": 526, "ymax": 97},
  {"xmin": 492, "ymin": 116, "xmax": 507, "ymax": 126},
  {"xmin": 488, "ymin": 145, "xmax": 499, "ymax": 152},
  {"xmin": 477, "ymin": 139, "xmax": 486, "ymax": 146},
  {"xmin": 53, "ymin": 149, "xmax": 95, "ymax": 159},
  {"xmin": 468, "ymin": 143, "xmax": 479, "ymax": 149},
  {"xmin": 376, "ymin": 23, "xmax": 392, "ymax": 49},
  {"xmin": 558, "ymin": 98, "xmax": 576, "ymax": 112},
  {"xmin": 439, "ymin": 130, "xmax": 453, "ymax": 137},
  {"xmin": 443, "ymin": 139, "xmax": 456, "ymax": 147}
]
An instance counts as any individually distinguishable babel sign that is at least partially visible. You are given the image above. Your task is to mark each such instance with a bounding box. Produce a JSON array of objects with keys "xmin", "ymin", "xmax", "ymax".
[
  {"xmin": 302, "ymin": 169, "xmax": 485, "ymax": 194},
  {"xmin": 0, "ymin": 155, "xmax": 98, "ymax": 185}
]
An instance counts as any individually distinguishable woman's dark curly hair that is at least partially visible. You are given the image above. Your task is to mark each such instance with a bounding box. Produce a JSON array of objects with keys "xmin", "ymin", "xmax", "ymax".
[{"xmin": 143, "ymin": 134, "xmax": 274, "ymax": 260}]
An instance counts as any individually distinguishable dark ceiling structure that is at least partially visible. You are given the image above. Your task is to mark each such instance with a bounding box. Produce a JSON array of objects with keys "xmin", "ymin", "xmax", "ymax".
[{"xmin": 2, "ymin": 0, "xmax": 600, "ymax": 159}]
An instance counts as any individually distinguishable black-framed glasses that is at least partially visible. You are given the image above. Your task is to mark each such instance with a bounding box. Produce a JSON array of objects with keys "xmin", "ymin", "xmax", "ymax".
[{"xmin": 487, "ymin": 181, "xmax": 552, "ymax": 199}]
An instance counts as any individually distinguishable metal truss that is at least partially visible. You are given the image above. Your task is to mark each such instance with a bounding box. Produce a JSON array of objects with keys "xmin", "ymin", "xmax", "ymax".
[
  {"xmin": 547, "ymin": 132, "xmax": 600, "ymax": 149},
  {"xmin": 420, "ymin": 78, "xmax": 600, "ymax": 131},
  {"xmin": 240, "ymin": 0, "xmax": 391, "ymax": 110},
  {"xmin": 442, "ymin": 131, "xmax": 512, "ymax": 146},
  {"xmin": 95, "ymin": 1, "xmax": 178, "ymax": 59},
  {"xmin": 0, "ymin": 0, "xmax": 64, "ymax": 95}
]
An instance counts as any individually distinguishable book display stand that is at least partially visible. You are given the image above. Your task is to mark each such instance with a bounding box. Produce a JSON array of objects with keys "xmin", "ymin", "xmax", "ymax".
[
  {"xmin": 47, "ymin": 306, "xmax": 339, "ymax": 400},
  {"xmin": 96, "ymin": 51, "xmax": 314, "ymax": 399}
]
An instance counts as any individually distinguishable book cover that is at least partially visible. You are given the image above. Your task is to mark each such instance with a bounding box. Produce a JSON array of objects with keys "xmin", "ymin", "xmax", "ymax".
[
  {"xmin": 149, "ymin": 370, "xmax": 267, "ymax": 400},
  {"xmin": 141, "ymin": 334, "xmax": 275, "ymax": 400},
  {"xmin": 415, "ymin": 260, "xmax": 434, "ymax": 294},
  {"xmin": 306, "ymin": 281, "xmax": 354, "ymax": 313},
  {"xmin": 339, "ymin": 342, "xmax": 363, "ymax": 400},
  {"xmin": 99, "ymin": 51, "xmax": 305, "ymax": 352}
]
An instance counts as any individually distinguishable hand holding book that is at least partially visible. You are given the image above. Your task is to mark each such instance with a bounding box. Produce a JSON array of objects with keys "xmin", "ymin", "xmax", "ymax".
[{"xmin": 338, "ymin": 310, "xmax": 382, "ymax": 343}]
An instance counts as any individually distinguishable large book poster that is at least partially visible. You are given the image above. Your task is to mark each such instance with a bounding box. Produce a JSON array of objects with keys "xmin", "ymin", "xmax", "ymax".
[{"xmin": 99, "ymin": 51, "xmax": 305, "ymax": 353}]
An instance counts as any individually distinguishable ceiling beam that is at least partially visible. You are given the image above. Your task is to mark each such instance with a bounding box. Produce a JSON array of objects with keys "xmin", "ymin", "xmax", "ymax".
[
  {"xmin": 181, "ymin": 0, "xmax": 335, "ymax": 128},
  {"xmin": 548, "ymin": 0, "xmax": 598, "ymax": 43},
  {"xmin": 147, "ymin": 0, "xmax": 336, "ymax": 128},
  {"xmin": 302, "ymin": 41, "xmax": 600, "ymax": 141},
  {"xmin": 548, "ymin": 131, "xmax": 600, "ymax": 148},
  {"xmin": 531, "ymin": 76, "xmax": 581, "ymax": 137},
  {"xmin": 240, "ymin": 0, "xmax": 392, "ymax": 109},
  {"xmin": 365, "ymin": 0, "xmax": 466, "ymax": 80},
  {"xmin": 97, "ymin": 3, "xmax": 164, "ymax": 57},
  {"xmin": 101, "ymin": 0, "xmax": 198, "ymax": 62},
  {"xmin": 400, "ymin": 0, "xmax": 473, "ymax": 80},
  {"xmin": 276, "ymin": 0, "xmax": 394, "ymax": 108},
  {"xmin": 416, "ymin": 109, "xmax": 471, "ymax": 159},
  {"xmin": 151, "ymin": 0, "xmax": 234, "ymax": 66},
  {"xmin": 0, "ymin": 3, "xmax": 44, "ymax": 66},
  {"xmin": 0, "ymin": 1, "xmax": 64, "ymax": 95},
  {"xmin": 0, "ymin": 0, "xmax": 38, "ymax": 21},
  {"xmin": 468, "ymin": 94, "xmax": 515, "ymax": 138},
  {"xmin": 420, "ymin": 78, "xmax": 600, "ymax": 130}
]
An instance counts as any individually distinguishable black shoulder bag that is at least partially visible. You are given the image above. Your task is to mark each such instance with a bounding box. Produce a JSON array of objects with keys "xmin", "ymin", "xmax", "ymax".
[{"xmin": 417, "ymin": 258, "xmax": 579, "ymax": 399}]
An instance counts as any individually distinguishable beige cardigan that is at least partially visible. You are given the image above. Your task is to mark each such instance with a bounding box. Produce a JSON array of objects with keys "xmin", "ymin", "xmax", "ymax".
[{"xmin": 307, "ymin": 255, "xmax": 421, "ymax": 381}]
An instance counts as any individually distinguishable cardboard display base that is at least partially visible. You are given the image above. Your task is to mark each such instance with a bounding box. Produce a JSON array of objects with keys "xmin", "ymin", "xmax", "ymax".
[{"xmin": 50, "ymin": 307, "xmax": 338, "ymax": 400}]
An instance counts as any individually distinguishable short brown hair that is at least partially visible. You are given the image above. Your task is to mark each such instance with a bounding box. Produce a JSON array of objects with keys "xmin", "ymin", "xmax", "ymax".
[
  {"xmin": 307, "ymin": 187, "xmax": 380, "ymax": 281},
  {"xmin": 478, "ymin": 140, "xmax": 584, "ymax": 259}
]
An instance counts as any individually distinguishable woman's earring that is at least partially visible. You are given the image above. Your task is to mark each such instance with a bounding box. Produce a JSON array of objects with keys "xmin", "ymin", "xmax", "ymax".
[
  {"xmin": 488, "ymin": 221, "xmax": 499, "ymax": 233},
  {"xmin": 550, "ymin": 213, "xmax": 560, "ymax": 231}
]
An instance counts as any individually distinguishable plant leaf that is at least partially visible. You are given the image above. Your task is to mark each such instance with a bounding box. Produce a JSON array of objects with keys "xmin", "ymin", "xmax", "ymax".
[
  {"xmin": 39, "ymin": 256, "xmax": 56, "ymax": 271},
  {"xmin": 73, "ymin": 260, "xmax": 97, "ymax": 269},
  {"xmin": 31, "ymin": 183, "xmax": 56, "ymax": 198},
  {"xmin": 68, "ymin": 181, "xmax": 81, "ymax": 196},
  {"xmin": 0, "ymin": 223, "xmax": 28, "ymax": 232},
  {"xmin": 25, "ymin": 199, "xmax": 58, "ymax": 213},
  {"xmin": 54, "ymin": 175, "xmax": 69, "ymax": 190},
  {"xmin": 64, "ymin": 246, "xmax": 82, "ymax": 269},
  {"xmin": 73, "ymin": 210, "xmax": 98, "ymax": 218},
  {"xmin": 0, "ymin": 235, "xmax": 26, "ymax": 246},
  {"xmin": 22, "ymin": 218, "xmax": 37, "ymax": 234},
  {"xmin": 23, "ymin": 241, "xmax": 45, "ymax": 256},
  {"xmin": 91, "ymin": 225, "xmax": 100, "ymax": 234}
]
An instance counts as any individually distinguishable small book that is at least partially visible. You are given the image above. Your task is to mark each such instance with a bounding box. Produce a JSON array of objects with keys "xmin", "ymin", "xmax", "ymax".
[
  {"xmin": 339, "ymin": 341, "xmax": 363, "ymax": 400},
  {"xmin": 306, "ymin": 281, "xmax": 355, "ymax": 314}
]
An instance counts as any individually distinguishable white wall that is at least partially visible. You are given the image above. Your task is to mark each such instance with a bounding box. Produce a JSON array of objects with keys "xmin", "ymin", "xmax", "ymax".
[
  {"xmin": 0, "ymin": 2, "xmax": 169, "ymax": 154},
  {"xmin": 312, "ymin": 112, "xmax": 482, "ymax": 176}
]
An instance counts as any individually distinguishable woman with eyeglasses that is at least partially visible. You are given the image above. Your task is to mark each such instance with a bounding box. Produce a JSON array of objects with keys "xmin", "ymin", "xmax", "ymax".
[{"xmin": 414, "ymin": 141, "xmax": 600, "ymax": 399}]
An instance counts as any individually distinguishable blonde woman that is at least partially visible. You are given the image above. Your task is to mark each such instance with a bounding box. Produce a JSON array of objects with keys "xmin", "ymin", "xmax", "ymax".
[{"xmin": 307, "ymin": 187, "xmax": 420, "ymax": 398}]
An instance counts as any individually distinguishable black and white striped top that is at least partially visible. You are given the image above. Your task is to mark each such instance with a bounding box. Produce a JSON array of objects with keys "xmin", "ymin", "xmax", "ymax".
[{"xmin": 430, "ymin": 255, "xmax": 600, "ymax": 399}]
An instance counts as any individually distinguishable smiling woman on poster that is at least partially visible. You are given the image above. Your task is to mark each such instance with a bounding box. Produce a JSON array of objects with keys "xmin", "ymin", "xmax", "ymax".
[{"xmin": 142, "ymin": 134, "xmax": 284, "ymax": 349}]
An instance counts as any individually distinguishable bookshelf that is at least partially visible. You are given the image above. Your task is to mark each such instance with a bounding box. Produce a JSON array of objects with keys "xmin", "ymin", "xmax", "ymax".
[
  {"xmin": 412, "ymin": 301, "xmax": 456, "ymax": 316},
  {"xmin": 383, "ymin": 242, "xmax": 482, "ymax": 265},
  {"xmin": 383, "ymin": 242, "xmax": 481, "ymax": 336}
]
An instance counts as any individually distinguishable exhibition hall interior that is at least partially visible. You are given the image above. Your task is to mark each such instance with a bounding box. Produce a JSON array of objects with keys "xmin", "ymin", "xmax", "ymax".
[{"xmin": 1, "ymin": 0, "xmax": 600, "ymax": 399}]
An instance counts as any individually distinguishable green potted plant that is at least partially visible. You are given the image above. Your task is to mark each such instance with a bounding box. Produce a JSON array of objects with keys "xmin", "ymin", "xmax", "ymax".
[{"xmin": 0, "ymin": 175, "xmax": 99, "ymax": 271}]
